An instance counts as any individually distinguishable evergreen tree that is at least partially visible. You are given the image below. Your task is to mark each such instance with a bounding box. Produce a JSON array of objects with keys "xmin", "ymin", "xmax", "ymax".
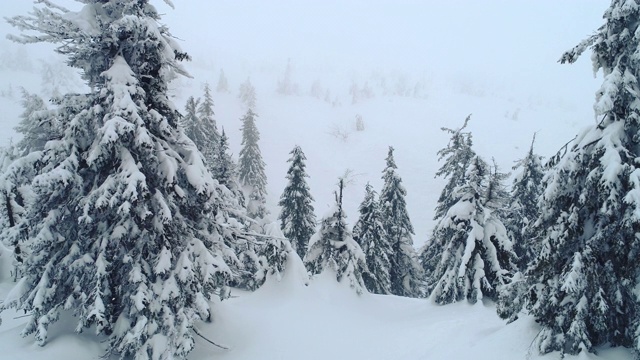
[
  {"xmin": 379, "ymin": 147, "xmax": 423, "ymax": 297},
  {"xmin": 433, "ymin": 115, "xmax": 475, "ymax": 221},
  {"xmin": 238, "ymin": 109, "xmax": 268, "ymax": 220},
  {"xmin": 0, "ymin": 144, "xmax": 29, "ymax": 281},
  {"xmin": 0, "ymin": 146, "xmax": 20, "ymax": 231},
  {"xmin": 506, "ymin": 134, "xmax": 545, "ymax": 268},
  {"xmin": 277, "ymin": 59, "xmax": 296, "ymax": 95},
  {"xmin": 484, "ymin": 159, "xmax": 511, "ymax": 215},
  {"xmin": 261, "ymin": 222, "xmax": 295, "ymax": 282},
  {"xmin": 196, "ymin": 83, "xmax": 220, "ymax": 158},
  {"xmin": 425, "ymin": 155, "xmax": 517, "ymax": 304},
  {"xmin": 1, "ymin": 2, "xmax": 242, "ymax": 358},
  {"xmin": 238, "ymin": 77, "xmax": 257, "ymax": 110},
  {"xmin": 232, "ymin": 110, "xmax": 273, "ymax": 290},
  {"xmin": 513, "ymin": 2, "xmax": 640, "ymax": 355},
  {"xmin": 353, "ymin": 183, "xmax": 392, "ymax": 294},
  {"xmin": 304, "ymin": 179, "xmax": 367, "ymax": 294},
  {"xmin": 235, "ymin": 226, "xmax": 291, "ymax": 291},
  {"xmin": 14, "ymin": 89, "xmax": 51, "ymax": 154},
  {"xmin": 181, "ymin": 85, "xmax": 219, "ymax": 172},
  {"xmin": 278, "ymin": 145, "xmax": 316, "ymax": 260},
  {"xmin": 246, "ymin": 187, "xmax": 268, "ymax": 222},
  {"xmin": 181, "ymin": 95, "xmax": 200, "ymax": 135},
  {"xmin": 228, "ymin": 234, "xmax": 261, "ymax": 290},
  {"xmin": 213, "ymin": 128, "xmax": 243, "ymax": 200},
  {"xmin": 216, "ymin": 69, "xmax": 229, "ymax": 93},
  {"xmin": 420, "ymin": 116, "xmax": 476, "ymax": 277},
  {"xmin": 1, "ymin": 90, "xmax": 54, "ymax": 280}
]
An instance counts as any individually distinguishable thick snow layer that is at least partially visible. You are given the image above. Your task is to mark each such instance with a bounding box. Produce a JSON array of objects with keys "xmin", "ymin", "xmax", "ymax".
[{"xmin": 1, "ymin": 264, "xmax": 632, "ymax": 360}]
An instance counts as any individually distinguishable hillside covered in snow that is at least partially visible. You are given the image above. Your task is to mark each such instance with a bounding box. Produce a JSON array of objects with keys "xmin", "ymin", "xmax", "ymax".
[{"xmin": 0, "ymin": 1, "xmax": 636, "ymax": 360}]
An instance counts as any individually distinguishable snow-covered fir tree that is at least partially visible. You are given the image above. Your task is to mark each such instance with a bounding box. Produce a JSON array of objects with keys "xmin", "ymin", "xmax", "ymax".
[
  {"xmin": 238, "ymin": 108, "xmax": 268, "ymax": 220},
  {"xmin": 424, "ymin": 155, "xmax": 517, "ymax": 304},
  {"xmin": 513, "ymin": 1, "xmax": 640, "ymax": 355},
  {"xmin": 0, "ymin": 146, "xmax": 20, "ymax": 231},
  {"xmin": 1, "ymin": 2, "xmax": 245, "ymax": 358},
  {"xmin": 14, "ymin": 89, "xmax": 51, "ymax": 154},
  {"xmin": 379, "ymin": 147, "xmax": 423, "ymax": 297},
  {"xmin": 484, "ymin": 158, "xmax": 511, "ymax": 219},
  {"xmin": 304, "ymin": 179, "xmax": 367, "ymax": 294},
  {"xmin": 181, "ymin": 95, "xmax": 199, "ymax": 136},
  {"xmin": 196, "ymin": 83, "xmax": 220, "ymax": 154},
  {"xmin": 277, "ymin": 59, "xmax": 297, "ymax": 95},
  {"xmin": 216, "ymin": 69, "xmax": 229, "ymax": 93},
  {"xmin": 432, "ymin": 115, "xmax": 475, "ymax": 221},
  {"xmin": 231, "ymin": 110, "xmax": 281, "ymax": 291},
  {"xmin": 0, "ymin": 90, "xmax": 54, "ymax": 280},
  {"xmin": 506, "ymin": 134, "xmax": 545, "ymax": 269},
  {"xmin": 238, "ymin": 77, "xmax": 257, "ymax": 110},
  {"xmin": 420, "ymin": 116, "xmax": 476, "ymax": 276},
  {"xmin": 227, "ymin": 233, "xmax": 261, "ymax": 290},
  {"xmin": 353, "ymin": 183, "xmax": 392, "ymax": 295},
  {"xmin": 278, "ymin": 145, "xmax": 316, "ymax": 260},
  {"xmin": 181, "ymin": 85, "xmax": 219, "ymax": 172},
  {"xmin": 213, "ymin": 128, "xmax": 243, "ymax": 200},
  {"xmin": 260, "ymin": 222, "xmax": 294, "ymax": 282},
  {"xmin": 0, "ymin": 144, "xmax": 29, "ymax": 281}
]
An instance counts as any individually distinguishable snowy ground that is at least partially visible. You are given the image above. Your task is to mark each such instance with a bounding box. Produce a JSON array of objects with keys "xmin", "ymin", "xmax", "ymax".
[{"xmin": 0, "ymin": 251, "xmax": 633, "ymax": 360}]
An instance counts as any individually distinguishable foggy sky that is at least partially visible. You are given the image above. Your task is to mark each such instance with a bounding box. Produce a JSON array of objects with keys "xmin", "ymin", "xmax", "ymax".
[
  {"xmin": 154, "ymin": 1, "xmax": 607, "ymax": 102},
  {"xmin": 2, "ymin": 1, "xmax": 607, "ymax": 104}
]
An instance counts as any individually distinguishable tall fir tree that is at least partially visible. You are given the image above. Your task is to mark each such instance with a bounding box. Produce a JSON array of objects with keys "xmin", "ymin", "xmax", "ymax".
[
  {"xmin": 233, "ymin": 110, "xmax": 282, "ymax": 291},
  {"xmin": 216, "ymin": 69, "xmax": 229, "ymax": 93},
  {"xmin": 181, "ymin": 95, "xmax": 200, "ymax": 137},
  {"xmin": 432, "ymin": 115, "xmax": 475, "ymax": 221},
  {"xmin": 304, "ymin": 179, "xmax": 367, "ymax": 294},
  {"xmin": 512, "ymin": 1, "xmax": 640, "ymax": 355},
  {"xmin": 420, "ymin": 116, "xmax": 476, "ymax": 277},
  {"xmin": 213, "ymin": 128, "xmax": 243, "ymax": 201},
  {"xmin": 238, "ymin": 77, "xmax": 257, "ymax": 110},
  {"xmin": 424, "ymin": 154, "xmax": 517, "ymax": 304},
  {"xmin": 1, "ymin": 2, "xmax": 245, "ymax": 358},
  {"xmin": 238, "ymin": 108, "xmax": 268, "ymax": 220},
  {"xmin": 276, "ymin": 59, "xmax": 296, "ymax": 95},
  {"xmin": 353, "ymin": 183, "xmax": 392, "ymax": 294},
  {"xmin": 484, "ymin": 159, "xmax": 511, "ymax": 215},
  {"xmin": 196, "ymin": 82, "xmax": 220, "ymax": 163},
  {"xmin": 379, "ymin": 146, "xmax": 423, "ymax": 297},
  {"xmin": 506, "ymin": 134, "xmax": 545, "ymax": 269},
  {"xmin": 181, "ymin": 85, "xmax": 219, "ymax": 172},
  {"xmin": 278, "ymin": 145, "xmax": 316, "ymax": 260}
]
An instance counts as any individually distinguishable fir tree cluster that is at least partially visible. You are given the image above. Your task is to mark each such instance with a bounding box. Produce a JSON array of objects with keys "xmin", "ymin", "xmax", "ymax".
[
  {"xmin": 288, "ymin": 147, "xmax": 424, "ymax": 297},
  {"xmin": 0, "ymin": 1, "xmax": 286, "ymax": 358}
]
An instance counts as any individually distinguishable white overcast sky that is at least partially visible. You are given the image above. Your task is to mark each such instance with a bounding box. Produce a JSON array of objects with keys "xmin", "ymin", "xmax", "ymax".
[{"xmin": 1, "ymin": 1, "xmax": 608, "ymax": 110}]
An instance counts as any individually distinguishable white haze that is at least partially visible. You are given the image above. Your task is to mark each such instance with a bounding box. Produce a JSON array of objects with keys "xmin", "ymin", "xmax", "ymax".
[
  {"xmin": 2, "ymin": 1, "xmax": 605, "ymax": 108},
  {"xmin": 0, "ymin": 1, "xmax": 610, "ymax": 243}
]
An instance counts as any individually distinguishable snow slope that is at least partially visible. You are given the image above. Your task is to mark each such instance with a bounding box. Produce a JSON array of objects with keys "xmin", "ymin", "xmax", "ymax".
[{"xmin": 0, "ymin": 251, "xmax": 633, "ymax": 359}]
